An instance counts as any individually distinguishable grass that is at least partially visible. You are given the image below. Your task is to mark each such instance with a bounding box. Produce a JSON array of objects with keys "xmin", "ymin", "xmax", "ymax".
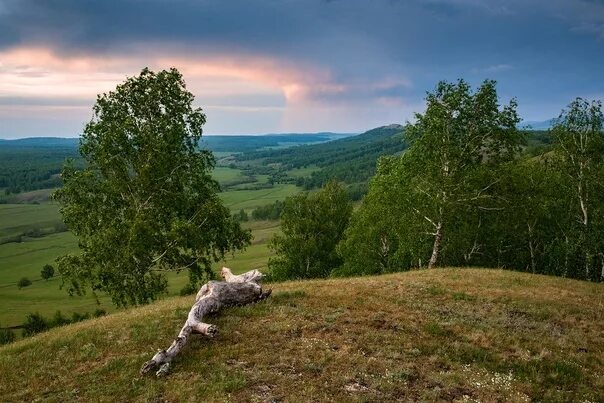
[
  {"xmin": 219, "ymin": 184, "xmax": 299, "ymax": 211},
  {"xmin": 0, "ymin": 203, "xmax": 64, "ymax": 242},
  {"xmin": 0, "ymin": 268, "xmax": 601, "ymax": 401},
  {"xmin": 0, "ymin": 188, "xmax": 55, "ymax": 204},
  {"xmin": 0, "ymin": 220, "xmax": 279, "ymax": 327},
  {"xmin": 212, "ymin": 166, "xmax": 248, "ymax": 185},
  {"xmin": 0, "ymin": 162, "xmax": 292, "ymax": 327}
]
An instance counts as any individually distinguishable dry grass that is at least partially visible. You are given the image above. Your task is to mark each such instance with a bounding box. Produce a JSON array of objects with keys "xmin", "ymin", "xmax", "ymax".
[{"xmin": 0, "ymin": 268, "xmax": 602, "ymax": 402}]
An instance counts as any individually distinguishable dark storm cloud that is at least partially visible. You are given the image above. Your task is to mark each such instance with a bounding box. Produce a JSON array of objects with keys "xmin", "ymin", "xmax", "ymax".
[
  {"xmin": 1, "ymin": 1, "xmax": 603, "ymax": 81},
  {"xmin": 0, "ymin": 0, "xmax": 603, "ymax": 137}
]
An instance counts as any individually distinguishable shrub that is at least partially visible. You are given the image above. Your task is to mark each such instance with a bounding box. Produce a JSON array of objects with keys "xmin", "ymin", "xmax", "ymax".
[
  {"xmin": 251, "ymin": 200, "xmax": 284, "ymax": 221},
  {"xmin": 93, "ymin": 308, "xmax": 107, "ymax": 318},
  {"xmin": 179, "ymin": 283, "xmax": 197, "ymax": 296},
  {"xmin": 50, "ymin": 310, "xmax": 71, "ymax": 327},
  {"xmin": 234, "ymin": 209, "xmax": 249, "ymax": 222},
  {"xmin": 0, "ymin": 326, "xmax": 15, "ymax": 345},
  {"xmin": 71, "ymin": 312, "xmax": 91, "ymax": 323},
  {"xmin": 22, "ymin": 313, "xmax": 48, "ymax": 337},
  {"xmin": 17, "ymin": 277, "xmax": 32, "ymax": 289},
  {"xmin": 41, "ymin": 264, "xmax": 55, "ymax": 280}
]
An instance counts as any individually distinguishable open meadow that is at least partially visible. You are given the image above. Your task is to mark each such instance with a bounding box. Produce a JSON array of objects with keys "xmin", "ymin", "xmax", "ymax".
[
  {"xmin": 0, "ymin": 268, "xmax": 601, "ymax": 402},
  {"xmin": 0, "ymin": 220, "xmax": 280, "ymax": 328},
  {"xmin": 0, "ymin": 164, "xmax": 293, "ymax": 328}
]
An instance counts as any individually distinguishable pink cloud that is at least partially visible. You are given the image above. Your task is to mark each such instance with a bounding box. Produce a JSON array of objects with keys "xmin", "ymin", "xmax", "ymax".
[{"xmin": 0, "ymin": 45, "xmax": 412, "ymax": 135}]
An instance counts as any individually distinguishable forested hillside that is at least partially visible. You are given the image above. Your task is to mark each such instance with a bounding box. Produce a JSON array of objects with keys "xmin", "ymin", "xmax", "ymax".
[
  {"xmin": 0, "ymin": 140, "xmax": 81, "ymax": 194},
  {"xmin": 0, "ymin": 134, "xmax": 348, "ymax": 195},
  {"xmin": 234, "ymin": 124, "xmax": 407, "ymax": 190}
]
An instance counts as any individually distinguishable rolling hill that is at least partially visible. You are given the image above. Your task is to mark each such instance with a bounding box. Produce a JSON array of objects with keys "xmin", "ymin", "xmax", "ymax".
[
  {"xmin": 0, "ymin": 133, "xmax": 351, "ymax": 194},
  {"xmin": 234, "ymin": 124, "xmax": 407, "ymax": 190},
  {"xmin": 0, "ymin": 268, "xmax": 601, "ymax": 402}
]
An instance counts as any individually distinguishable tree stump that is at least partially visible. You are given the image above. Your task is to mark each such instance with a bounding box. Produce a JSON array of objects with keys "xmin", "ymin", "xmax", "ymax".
[{"xmin": 140, "ymin": 267, "xmax": 271, "ymax": 377}]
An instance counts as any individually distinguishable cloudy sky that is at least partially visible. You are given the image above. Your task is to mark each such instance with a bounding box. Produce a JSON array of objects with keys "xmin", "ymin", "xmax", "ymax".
[{"xmin": 0, "ymin": 0, "xmax": 603, "ymax": 138}]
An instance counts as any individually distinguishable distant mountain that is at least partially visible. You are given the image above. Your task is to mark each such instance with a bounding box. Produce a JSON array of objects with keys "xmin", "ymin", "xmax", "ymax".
[
  {"xmin": 0, "ymin": 137, "xmax": 79, "ymax": 148},
  {"xmin": 0, "ymin": 133, "xmax": 353, "ymax": 152},
  {"xmin": 200, "ymin": 132, "xmax": 353, "ymax": 152},
  {"xmin": 521, "ymin": 119, "xmax": 555, "ymax": 130},
  {"xmin": 0, "ymin": 132, "xmax": 356, "ymax": 193}
]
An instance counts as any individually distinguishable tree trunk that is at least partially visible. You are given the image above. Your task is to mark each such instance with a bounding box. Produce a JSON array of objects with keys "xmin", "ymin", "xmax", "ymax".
[
  {"xmin": 141, "ymin": 268, "xmax": 271, "ymax": 377},
  {"xmin": 527, "ymin": 222, "xmax": 536, "ymax": 274},
  {"xmin": 428, "ymin": 221, "xmax": 443, "ymax": 269}
]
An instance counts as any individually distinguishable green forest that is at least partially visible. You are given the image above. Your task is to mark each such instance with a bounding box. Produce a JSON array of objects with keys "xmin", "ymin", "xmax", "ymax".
[{"xmin": 282, "ymin": 81, "xmax": 604, "ymax": 283}]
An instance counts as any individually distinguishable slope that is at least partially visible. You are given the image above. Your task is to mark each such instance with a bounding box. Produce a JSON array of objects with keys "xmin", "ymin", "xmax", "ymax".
[
  {"xmin": 0, "ymin": 268, "xmax": 602, "ymax": 402},
  {"xmin": 234, "ymin": 124, "xmax": 407, "ymax": 190}
]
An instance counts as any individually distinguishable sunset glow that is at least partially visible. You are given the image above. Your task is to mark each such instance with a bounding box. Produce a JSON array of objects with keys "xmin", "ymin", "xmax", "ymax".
[{"xmin": 1, "ymin": 0, "xmax": 603, "ymax": 137}]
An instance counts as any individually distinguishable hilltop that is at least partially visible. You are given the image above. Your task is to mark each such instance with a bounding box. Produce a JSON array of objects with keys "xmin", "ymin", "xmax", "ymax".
[{"xmin": 0, "ymin": 268, "xmax": 601, "ymax": 401}]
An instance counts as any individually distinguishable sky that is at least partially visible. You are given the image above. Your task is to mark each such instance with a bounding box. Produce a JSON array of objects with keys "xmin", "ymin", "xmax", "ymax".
[{"xmin": 0, "ymin": 0, "xmax": 603, "ymax": 138}]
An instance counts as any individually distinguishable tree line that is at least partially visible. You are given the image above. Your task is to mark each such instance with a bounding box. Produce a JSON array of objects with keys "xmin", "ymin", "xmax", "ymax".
[{"xmin": 270, "ymin": 80, "xmax": 604, "ymax": 282}]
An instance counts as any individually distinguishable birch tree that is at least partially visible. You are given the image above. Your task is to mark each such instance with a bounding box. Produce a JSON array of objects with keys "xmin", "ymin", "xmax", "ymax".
[
  {"xmin": 54, "ymin": 68, "xmax": 251, "ymax": 306},
  {"xmin": 404, "ymin": 80, "xmax": 522, "ymax": 268},
  {"xmin": 552, "ymin": 98, "xmax": 604, "ymax": 280},
  {"xmin": 269, "ymin": 181, "xmax": 352, "ymax": 280}
]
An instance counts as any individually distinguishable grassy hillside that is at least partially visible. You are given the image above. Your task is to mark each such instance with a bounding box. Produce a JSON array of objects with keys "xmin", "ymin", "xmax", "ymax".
[
  {"xmin": 0, "ymin": 269, "xmax": 601, "ymax": 402},
  {"xmin": 0, "ymin": 203, "xmax": 65, "ymax": 243},
  {"xmin": 0, "ymin": 158, "xmax": 298, "ymax": 327}
]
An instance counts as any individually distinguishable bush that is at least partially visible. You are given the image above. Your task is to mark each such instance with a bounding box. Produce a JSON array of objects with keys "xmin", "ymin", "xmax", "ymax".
[
  {"xmin": 179, "ymin": 283, "xmax": 197, "ymax": 296},
  {"xmin": 0, "ymin": 326, "xmax": 15, "ymax": 345},
  {"xmin": 251, "ymin": 200, "xmax": 284, "ymax": 221},
  {"xmin": 17, "ymin": 277, "xmax": 32, "ymax": 289},
  {"xmin": 71, "ymin": 312, "xmax": 91, "ymax": 323},
  {"xmin": 50, "ymin": 310, "xmax": 71, "ymax": 327},
  {"xmin": 234, "ymin": 209, "xmax": 249, "ymax": 222},
  {"xmin": 269, "ymin": 181, "xmax": 352, "ymax": 280},
  {"xmin": 93, "ymin": 308, "xmax": 107, "ymax": 318},
  {"xmin": 22, "ymin": 313, "xmax": 48, "ymax": 337},
  {"xmin": 23, "ymin": 227, "xmax": 42, "ymax": 238},
  {"xmin": 41, "ymin": 264, "xmax": 55, "ymax": 280}
]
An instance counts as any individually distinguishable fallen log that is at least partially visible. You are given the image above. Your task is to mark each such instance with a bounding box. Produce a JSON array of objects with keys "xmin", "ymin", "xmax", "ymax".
[{"xmin": 141, "ymin": 267, "xmax": 271, "ymax": 377}]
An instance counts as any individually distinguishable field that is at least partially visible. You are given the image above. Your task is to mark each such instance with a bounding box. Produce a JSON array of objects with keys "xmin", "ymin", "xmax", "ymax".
[
  {"xmin": 0, "ymin": 162, "xmax": 294, "ymax": 328},
  {"xmin": 0, "ymin": 269, "xmax": 601, "ymax": 401},
  {"xmin": 0, "ymin": 220, "xmax": 280, "ymax": 328},
  {"xmin": 219, "ymin": 184, "xmax": 298, "ymax": 211},
  {"xmin": 0, "ymin": 203, "xmax": 64, "ymax": 242}
]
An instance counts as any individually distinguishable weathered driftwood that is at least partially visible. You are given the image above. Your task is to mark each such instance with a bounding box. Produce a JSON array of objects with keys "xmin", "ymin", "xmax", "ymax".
[{"xmin": 140, "ymin": 267, "xmax": 271, "ymax": 377}]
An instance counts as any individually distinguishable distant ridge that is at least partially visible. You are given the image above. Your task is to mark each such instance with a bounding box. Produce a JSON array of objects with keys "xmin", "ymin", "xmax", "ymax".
[
  {"xmin": 233, "ymin": 124, "xmax": 407, "ymax": 189},
  {"xmin": 0, "ymin": 137, "xmax": 79, "ymax": 147},
  {"xmin": 521, "ymin": 119, "xmax": 555, "ymax": 130}
]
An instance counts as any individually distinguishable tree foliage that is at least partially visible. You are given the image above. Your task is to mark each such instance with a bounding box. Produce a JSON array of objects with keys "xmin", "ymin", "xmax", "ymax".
[
  {"xmin": 17, "ymin": 277, "xmax": 32, "ymax": 289},
  {"xmin": 22, "ymin": 312, "xmax": 49, "ymax": 337},
  {"xmin": 269, "ymin": 181, "xmax": 352, "ymax": 280},
  {"xmin": 0, "ymin": 326, "xmax": 15, "ymax": 345},
  {"xmin": 551, "ymin": 98, "xmax": 604, "ymax": 280},
  {"xmin": 41, "ymin": 264, "xmax": 55, "ymax": 281},
  {"xmin": 53, "ymin": 68, "xmax": 251, "ymax": 306},
  {"xmin": 340, "ymin": 89, "xmax": 604, "ymax": 282},
  {"xmin": 401, "ymin": 79, "xmax": 522, "ymax": 268}
]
